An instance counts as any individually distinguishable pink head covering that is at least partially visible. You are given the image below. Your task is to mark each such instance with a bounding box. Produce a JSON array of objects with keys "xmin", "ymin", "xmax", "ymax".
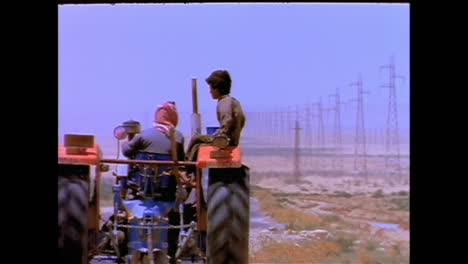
[{"xmin": 154, "ymin": 101, "xmax": 178, "ymax": 134}]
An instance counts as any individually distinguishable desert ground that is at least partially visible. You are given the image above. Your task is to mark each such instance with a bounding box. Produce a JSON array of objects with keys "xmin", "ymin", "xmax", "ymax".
[
  {"xmin": 240, "ymin": 142, "xmax": 409, "ymax": 264},
  {"xmin": 247, "ymin": 174, "xmax": 409, "ymax": 264}
]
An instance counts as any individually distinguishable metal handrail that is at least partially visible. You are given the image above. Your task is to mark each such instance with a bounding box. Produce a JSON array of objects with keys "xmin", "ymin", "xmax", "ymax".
[
  {"xmin": 100, "ymin": 159, "xmax": 197, "ymax": 166},
  {"xmin": 116, "ymin": 222, "xmax": 196, "ymax": 230}
]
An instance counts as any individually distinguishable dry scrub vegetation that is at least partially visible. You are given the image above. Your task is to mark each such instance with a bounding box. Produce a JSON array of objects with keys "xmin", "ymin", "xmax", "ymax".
[{"xmin": 249, "ymin": 185, "xmax": 409, "ymax": 264}]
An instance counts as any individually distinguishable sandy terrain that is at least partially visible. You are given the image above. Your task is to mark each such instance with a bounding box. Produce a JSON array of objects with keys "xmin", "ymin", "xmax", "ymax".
[{"xmin": 249, "ymin": 174, "xmax": 409, "ymax": 263}]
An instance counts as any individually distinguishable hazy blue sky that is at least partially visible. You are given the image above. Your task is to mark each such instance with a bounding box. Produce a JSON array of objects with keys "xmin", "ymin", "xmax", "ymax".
[{"xmin": 58, "ymin": 3, "xmax": 409, "ymax": 140}]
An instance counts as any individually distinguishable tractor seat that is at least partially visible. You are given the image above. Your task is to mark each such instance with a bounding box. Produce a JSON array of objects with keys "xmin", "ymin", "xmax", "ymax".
[{"xmin": 129, "ymin": 152, "xmax": 177, "ymax": 201}]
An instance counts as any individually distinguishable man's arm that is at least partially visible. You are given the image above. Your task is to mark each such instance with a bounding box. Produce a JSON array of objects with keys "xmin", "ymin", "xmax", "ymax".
[{"xmin": 122, "ymin": 135, "xmax": 147, "ymax": 158}]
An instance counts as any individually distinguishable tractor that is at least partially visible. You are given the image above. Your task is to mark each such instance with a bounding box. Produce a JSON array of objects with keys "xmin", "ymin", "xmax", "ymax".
[{"xmin": 58, "ymin": 79, "xmax": 250, "ymax": 264}]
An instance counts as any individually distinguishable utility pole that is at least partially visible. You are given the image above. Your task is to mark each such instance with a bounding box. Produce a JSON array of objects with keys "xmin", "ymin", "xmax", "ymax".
[
  {"xmin": 293, "ymin": 106, "xmax": 302, "ymax": 182},
  {"xmin": 323, "ymin": 106, "xmax": 333, "ymax": 148},
  {"xmin": 327, "ymin": 87, "xmax": 346, "ymax": 176},
  {"xmin": 380, "ymin": 57, "xmax": 404, "ymax": 181},
  {"xmin": 322, "ymin": 103, "xmax": 335, "ymax": 176},
  {"xmin": 279, "ymin": 108, "xmax": 285, "ymax": 146},
  {"xmin": 312, "ymin": 99, "xmax": 326, "ymax": 175},
  {"xmin": 261, "ymin": 111, "xmax": 267, "ymax": 144},
  {"xmin": 305, "ymin": 104, "xmax": 313, "ymax": 147},
  {"xmin": 273, "ymin": 111, "xmax": 278, "ymax": 146},
  {"xmin": 267, "ymin": 111, "xmax": 273, "ymax": 146},
  {"xmin": 287, "ymin": 106, "xmax": 293, "ymax": 146},
  {"xmin": 349, "ymin": 75, "xmax": 370, "ymax": 182},
  {"xmin": 313, "ymin": 98, "xmax": 325, "ymax": 152},
  {"xmin": 191, "ymin": 78, "xmax": 201, "ymax": 138},
  {"xmin": 304, "ymin": 104, "xmax": 313, "ymax": 171}
]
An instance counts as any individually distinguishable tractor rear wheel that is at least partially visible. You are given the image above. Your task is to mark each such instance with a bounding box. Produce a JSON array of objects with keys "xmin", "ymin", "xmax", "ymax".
[
  {"xmin": 58, "ymin": 165, "xmax": 90, "ymax": 264},
  {"xmin": 206, "ymin": 166, "xmax": 249, "ymax": 264}
]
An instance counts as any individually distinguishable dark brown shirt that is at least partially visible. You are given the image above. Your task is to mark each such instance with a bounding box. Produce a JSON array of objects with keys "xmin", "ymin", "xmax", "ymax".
[{"xmin": 216, "ymin": 95, "xmax": 246, "ymax": 146}]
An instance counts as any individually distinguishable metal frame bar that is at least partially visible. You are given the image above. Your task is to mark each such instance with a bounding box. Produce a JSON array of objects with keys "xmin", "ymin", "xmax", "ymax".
[{"xmin": 100, "ymin": 159, "xmax": 197, "ymax": 166}]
